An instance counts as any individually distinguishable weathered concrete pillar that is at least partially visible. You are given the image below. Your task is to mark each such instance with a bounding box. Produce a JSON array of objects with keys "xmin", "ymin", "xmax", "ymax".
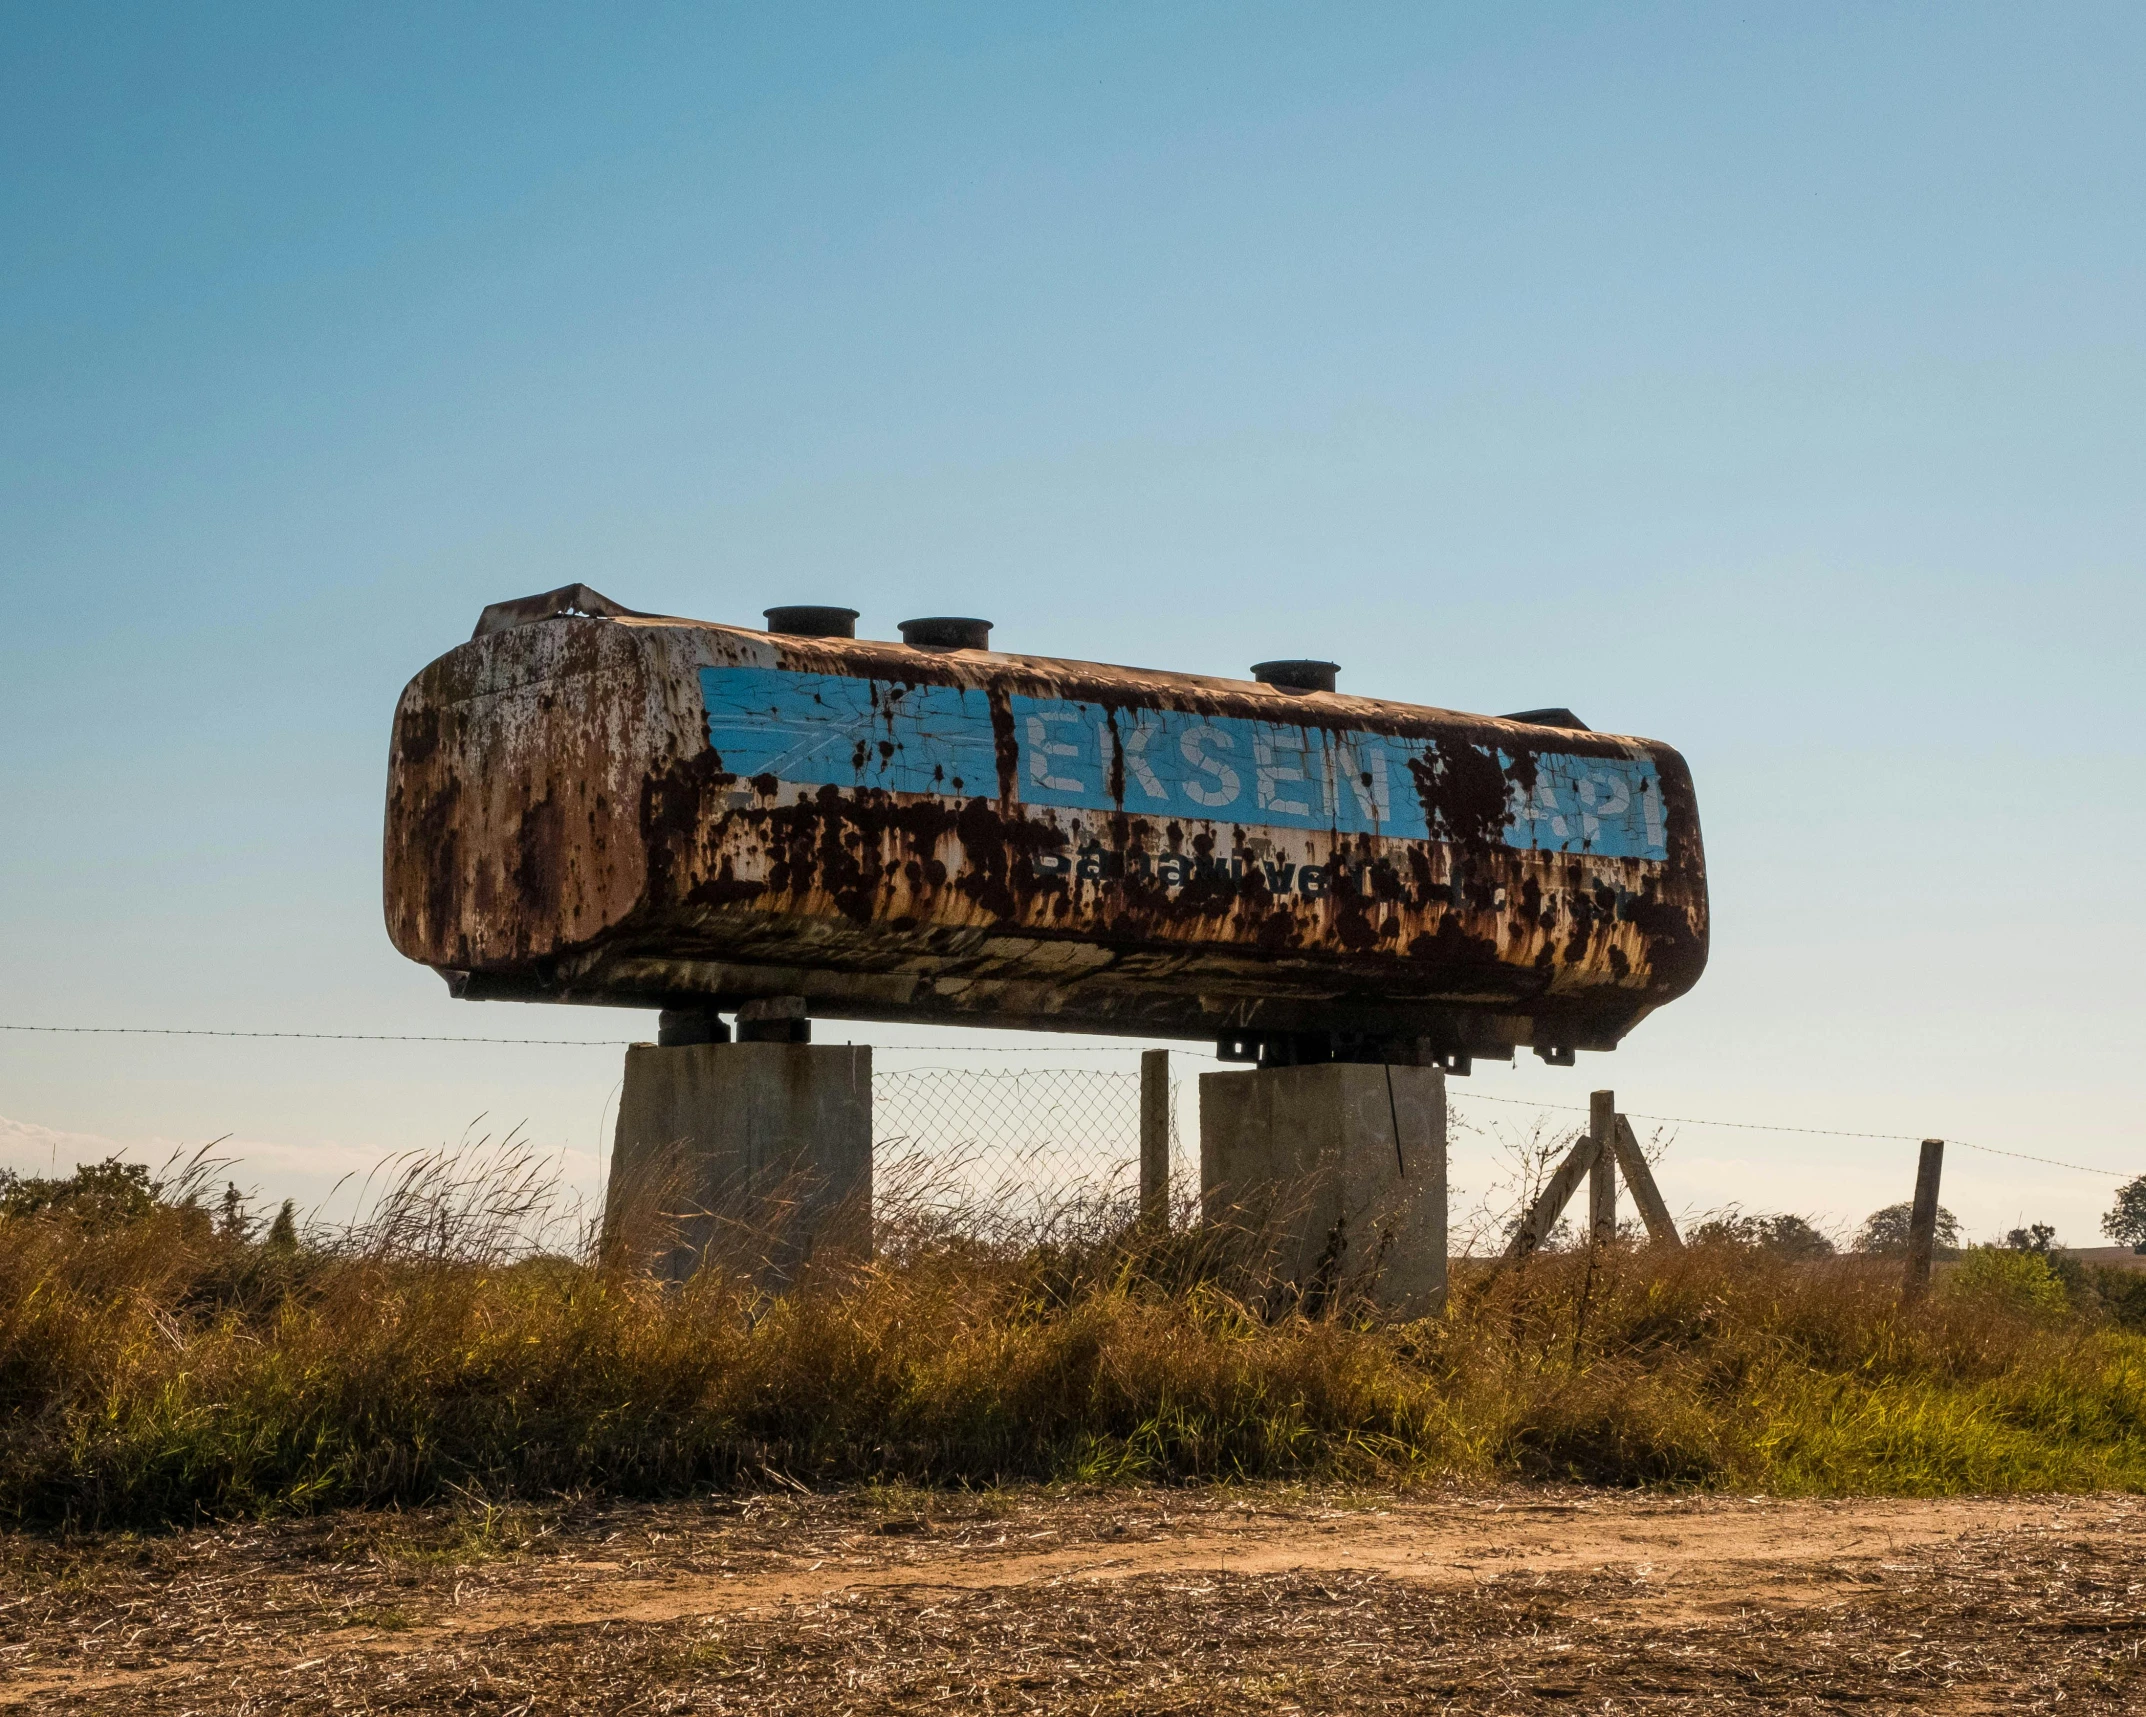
[
  {"xmin": 607, "ymin": 1041, "xmax": 872, "ymax": 1287},
  {"xmin": 1199, "ymin": 1062, "xmax": 1447, "ymax": 1314}
]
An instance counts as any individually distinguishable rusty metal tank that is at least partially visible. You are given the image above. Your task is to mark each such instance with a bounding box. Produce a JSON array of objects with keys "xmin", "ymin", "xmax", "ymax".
[{"xmin": 383, "ymin": 586, "xmax": 1708, "ymax": 1067}]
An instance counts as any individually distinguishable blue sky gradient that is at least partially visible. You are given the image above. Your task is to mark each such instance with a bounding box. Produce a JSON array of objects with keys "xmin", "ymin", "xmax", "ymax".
[{"xmin": 3, "ymin": 3, "xmax": 2141, "ymax": 1239}]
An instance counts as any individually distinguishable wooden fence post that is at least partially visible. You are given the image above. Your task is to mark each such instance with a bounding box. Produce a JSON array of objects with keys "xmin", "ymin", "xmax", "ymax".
[
  {"xmin": 1588, "ymin": 1090, "xmax": 1618, "ymax": 1245},
  {"xmin": 1904, "ymin": 1137, "xmax": 1944, "ymax": 1301},
  {"xmin": 1501, "ymin": 1093, "xmax": 1684, "ymax": 1264},
  {"xmin": 1140, "ymin": 1049, "xmax": 1171, "ymax": 1225},
  {"xmin": 1611, "ymin": 1116, "xmax": 1683, "ymax": 1247}
]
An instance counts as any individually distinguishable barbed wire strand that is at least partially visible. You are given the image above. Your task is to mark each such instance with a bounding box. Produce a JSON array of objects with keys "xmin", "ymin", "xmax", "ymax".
[
  {"xmin": 1942, "ymin": 1141, "xmax": 2131, "ymax": 1178},
  {"xmin": 0, "ymin": 1025, "xmax": 1116, "ymax": 1051},
  {"xmin": 1447, "ymin": 1090, "xmax": 2132, "ymax": 1178},
  {"xmin": 2, "ymin": 1024, "xmax": 633, "ymax": 1047},
  {"xmin": 2, "ymin": 1022, "xmax": 2132, "ymax": 1179}
]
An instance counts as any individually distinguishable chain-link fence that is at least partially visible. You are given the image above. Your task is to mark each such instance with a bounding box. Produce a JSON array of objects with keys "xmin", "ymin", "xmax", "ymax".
[{"xmin": 873, "ymin": 1066, "xmax": 1187, "ymax": 1230}]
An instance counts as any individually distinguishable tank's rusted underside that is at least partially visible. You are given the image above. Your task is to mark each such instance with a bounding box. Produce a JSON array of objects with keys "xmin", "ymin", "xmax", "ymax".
[{"xmin": 383, "ymin": 611, "xmax": 1708, "ymax": 1058}]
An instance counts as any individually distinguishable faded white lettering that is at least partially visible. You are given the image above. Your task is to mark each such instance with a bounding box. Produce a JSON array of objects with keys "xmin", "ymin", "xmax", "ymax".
[
  {"xmin": 1026, "ymin": 712, "xmax": 1084, "ymax": 793},
  {"xmin": 1114, "ymin": 718, "xmax": 1169, "ymax": 801},
  {"xmin": 1253, "ymin": 736, "xmax": 1311, "ymax": 816},
  {"xmin": 1179, "ymin": 724, "xmax": 1241, "ymax": 807},
  {"xmin": 1574, "ymin": 770, "xmax": 1628, "ymax": 841}
]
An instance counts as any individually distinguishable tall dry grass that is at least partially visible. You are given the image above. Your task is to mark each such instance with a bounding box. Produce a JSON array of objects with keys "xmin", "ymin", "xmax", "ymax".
[{"xmin": 2, "ymin": 1151, "xmax": 2144, "ymax": 1528}]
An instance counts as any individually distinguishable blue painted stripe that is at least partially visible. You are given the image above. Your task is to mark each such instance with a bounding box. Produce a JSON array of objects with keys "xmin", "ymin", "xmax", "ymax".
[
  {"xmin": 698, "ymin": 665, "xmax": 1667, "ymax": 860},
  {"xmin": 702, "ymin": 667, "xmax": 998, "ymax": 798},
  {"xmin": 1008, "ymin": 694, "xmax": 1422, "ymax": 838}
]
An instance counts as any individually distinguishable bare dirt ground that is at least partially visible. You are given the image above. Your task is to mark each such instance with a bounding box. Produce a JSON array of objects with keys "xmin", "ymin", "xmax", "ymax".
[{"xmin": 3, "ymin": 1485, "xmax": 2140, "ymax": 1713}]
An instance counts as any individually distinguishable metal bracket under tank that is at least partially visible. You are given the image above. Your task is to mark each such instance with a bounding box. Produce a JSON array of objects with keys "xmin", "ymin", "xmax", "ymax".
[{"xmin": 1215, "ymin": 1029, "xmax": 1478, "ymax": 1076}]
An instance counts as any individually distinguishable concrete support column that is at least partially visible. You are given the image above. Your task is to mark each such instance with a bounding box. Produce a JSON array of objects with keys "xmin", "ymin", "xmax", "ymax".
[
  {"xmin": 1198, "ymin": 1062, "xmax": 1447, "ymax": 1314},
  {"xmin": 606, "ymin": 1041, "xmax": 872, "ymax": 1288}
]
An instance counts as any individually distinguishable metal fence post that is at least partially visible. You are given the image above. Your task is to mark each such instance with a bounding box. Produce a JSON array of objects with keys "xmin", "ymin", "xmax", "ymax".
[
  {"xmin": 1140, "ymin": 1049, "xmax": 1171, "ymax": 1225},
  {"xmin": 1904, "ymin": 1138, "xmax": 1945, "ymax": 1301},
  {"xmin": 1588, "ymin": 1089, "xmax": 1618, "ymax": 1244}
]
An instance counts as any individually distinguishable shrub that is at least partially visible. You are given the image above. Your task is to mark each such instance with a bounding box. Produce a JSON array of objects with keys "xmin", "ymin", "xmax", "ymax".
[
  {"xmin": 1949, "ymin": 1247, "xmax": 2071, "ymax": 1320},
  {"xmin": 2086, "ymin": 1266, "xmax": 2146, "ymax": 1333},
  {"xmin": 1687, "ymin": 1211, "xmax": 1836, "ymax": 1258}
]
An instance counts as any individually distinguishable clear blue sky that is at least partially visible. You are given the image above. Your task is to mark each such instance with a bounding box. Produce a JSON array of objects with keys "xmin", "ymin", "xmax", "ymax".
[{"xmin": 3, "ymin": 3, "xmax": 2141, "ymax": 1242}]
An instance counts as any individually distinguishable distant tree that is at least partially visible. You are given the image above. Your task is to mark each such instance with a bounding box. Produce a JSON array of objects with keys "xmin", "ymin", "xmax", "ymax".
[
  {"xmin": 1855, "ymin": 1201, "xmax": 1961, "ymax": 1257},
  {"xmin": 266, "ymin": 1200, "xmax": 299, "ymax": 1249},
  {"xmin": 1688, "ymin": 1211, "xmax": 1836, "ymax": 1257},
  {"xmin": 1757, "ymin": 1213, "xmax": 1838, "ymax": 1258},
  {"xmin": 2103, "ymin": 1176, "xmax": 2146, "ymax": 1254},
  {"xmin": 0, "ymin": 1159, "xmax": 159, "ymax": 1229},
  {"xmin": 217, "ymin": 1182, "xmax": 253, "ymax": 1243},
  {"xmin": 2003, "ymin": 1223, "xmax": 2057, "ymax": 1255}
]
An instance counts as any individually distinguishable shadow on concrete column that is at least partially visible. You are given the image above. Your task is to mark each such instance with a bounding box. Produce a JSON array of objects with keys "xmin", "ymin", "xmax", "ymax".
[
  {"xmin": 1198, "ymin": 1062, "xmax": 1447, "ymax": 1315},
  {"xmin": 605, "ymin": 1041, "xmax": 872, "ymax": 1289}
]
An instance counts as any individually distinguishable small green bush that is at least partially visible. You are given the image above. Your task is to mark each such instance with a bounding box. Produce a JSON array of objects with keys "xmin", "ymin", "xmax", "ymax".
[
  {"xmin": 2086, "ymin": 1266, "xmax": 2146, "ymax": 1333},
  {"xmin": 1948, "ymin": 1247, "xmax": 2071, "ymax": 1320}
]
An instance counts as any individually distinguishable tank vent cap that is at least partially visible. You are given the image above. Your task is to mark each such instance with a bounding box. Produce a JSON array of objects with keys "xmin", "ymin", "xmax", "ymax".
[
  {"xmin": 899, "ymin": 616, "xmax": 993, "ymax": 650},
  {"xmin": 763, "ymin": 605, "xmax": 859, "ymax": 638},
  {"xmin": 1500, "ymin": 707, "xmax": 1592, "ymax": 731},
  {"xmin": 1252, "ymin": 659, "xmax": 1339, "ymax": 694}
]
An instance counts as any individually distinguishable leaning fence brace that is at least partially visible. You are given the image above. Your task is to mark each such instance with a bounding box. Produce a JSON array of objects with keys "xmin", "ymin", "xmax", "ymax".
[{"xmin": 1505, "ymin": 1089, "xmax": 1683, "ymax": 1261}]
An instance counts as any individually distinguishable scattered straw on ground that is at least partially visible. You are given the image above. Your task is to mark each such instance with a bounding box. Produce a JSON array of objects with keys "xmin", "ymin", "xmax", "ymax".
[{"xmin": 4, "ymin": 1484, "xmax": 2140, "ymax": 1711}]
